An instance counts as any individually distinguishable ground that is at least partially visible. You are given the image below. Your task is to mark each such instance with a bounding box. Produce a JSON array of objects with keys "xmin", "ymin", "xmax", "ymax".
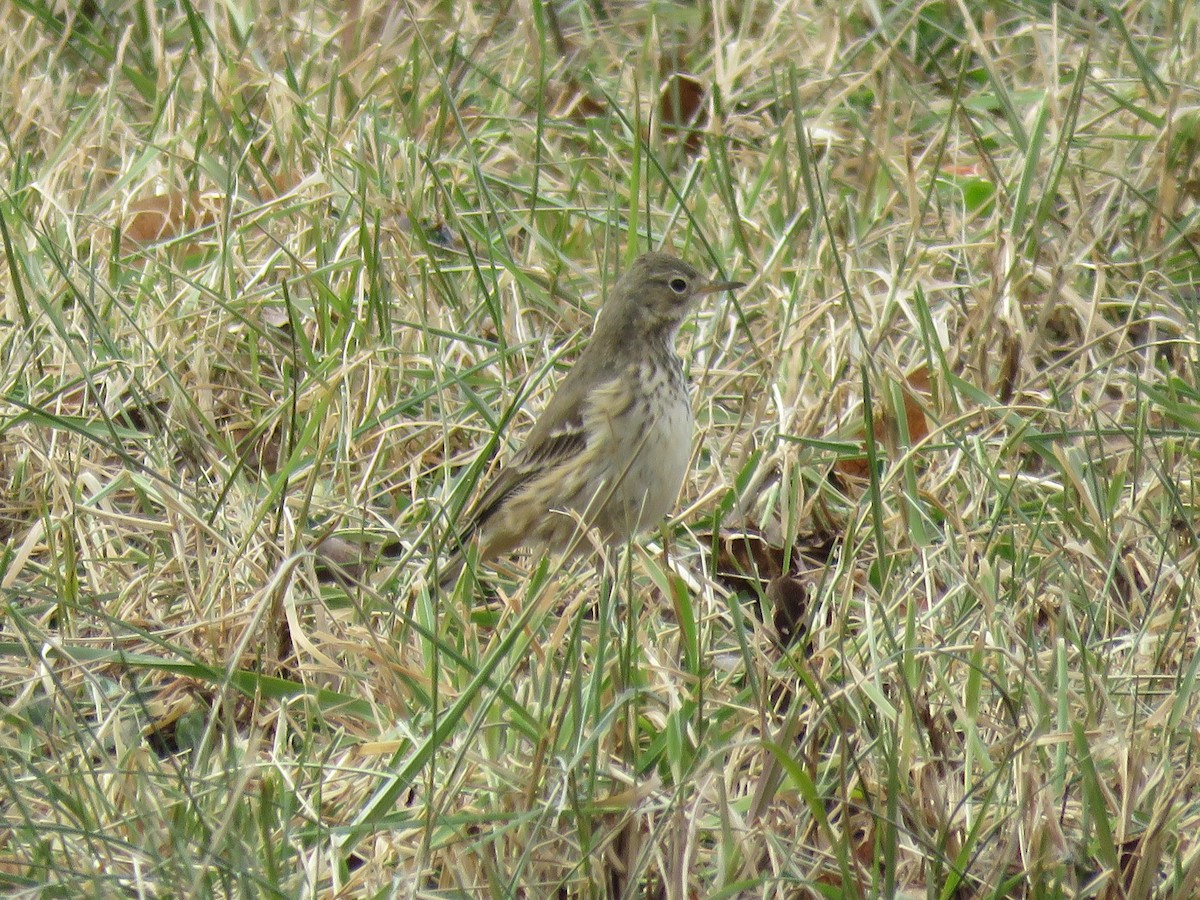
[{"xmin": 3, "ymin": 1, "xmax": 1200, "ymax": 897}]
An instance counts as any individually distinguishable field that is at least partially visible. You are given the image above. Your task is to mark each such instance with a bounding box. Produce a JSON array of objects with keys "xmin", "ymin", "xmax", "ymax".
[{"xmin": 4, "ymin": 1, "xmax": 1200, "ymax": 896}]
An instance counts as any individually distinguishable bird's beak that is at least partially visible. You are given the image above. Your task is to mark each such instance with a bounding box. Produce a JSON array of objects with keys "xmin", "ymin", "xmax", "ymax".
[{"xmin": 697, "ymin": 278, "xmax": 746, "ymax": 295}]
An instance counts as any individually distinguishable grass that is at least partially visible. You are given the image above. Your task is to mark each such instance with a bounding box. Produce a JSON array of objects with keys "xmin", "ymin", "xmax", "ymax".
[{"xmin": 4, "ymin": 0, "xmax": 1200, "ymax": 896}]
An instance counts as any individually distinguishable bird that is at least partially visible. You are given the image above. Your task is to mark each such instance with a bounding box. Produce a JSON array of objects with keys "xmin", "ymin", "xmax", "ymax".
[{"xmin": 439, "ymin": 251, "xmax": 745, "ymax": 587}]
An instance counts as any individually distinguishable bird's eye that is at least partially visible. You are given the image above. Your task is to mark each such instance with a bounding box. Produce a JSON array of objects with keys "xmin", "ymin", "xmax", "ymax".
[{"xmin": 668, "ymin": 277, "xmax": 689, "ymax": 294}]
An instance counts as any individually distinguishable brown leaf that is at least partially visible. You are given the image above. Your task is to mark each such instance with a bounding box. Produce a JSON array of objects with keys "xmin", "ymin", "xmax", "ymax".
[
  {"xmin": 995, "ymin": 331, "xmax": 1020, "ymax": 403},
  {"xmin": 711, "ymin": 529, "xmax": 788, "ymax": 594},
  {"xmin": 833, "ymin": 452, "xmax": 872, "ymax": 483},
  {"xmin": 230, "ymin": 422, "xmax": 283, "ymax": 475},
  {"xmin": 549, "ymin": 76, "xmax": 607, "ymax": 121},
  {"xmin": 123, "ymin": 190, "xmax": 215, "ymax": 245},
  {"xmin": 767, "ymin": 575, "xmax": 810, "ymax": 648},
  {"xmin": 122, "ymin": 170, "xmax": 299, "ymax": 247},
  {"xmin": 900, "ymin": 365, "xmax": 931, "ymax": 443},
  {"xmin": 313, "ymin": 533, "xmax": 404, "ymax": 583},
  {"xmin": 848, "ymin": 811, "xmax": 877, "ymax": 871},
  {"xmin": 834, "ymin": 365, "xmax": 934, "ymax": 481},
  {"xmin": 658, "ymin": 73, "xmax": 707, "ymax": 153}
]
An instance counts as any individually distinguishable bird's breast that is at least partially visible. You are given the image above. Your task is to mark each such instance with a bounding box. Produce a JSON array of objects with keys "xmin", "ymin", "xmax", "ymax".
[{"xmin": 584, "ymin": 355, "xmax": 693, "ymax": 538}]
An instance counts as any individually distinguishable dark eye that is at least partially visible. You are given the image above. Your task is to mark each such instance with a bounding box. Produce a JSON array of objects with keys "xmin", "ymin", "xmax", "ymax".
[{"xmin": 668, "ymin": 277, "xmax": 689, "ymax": 294}]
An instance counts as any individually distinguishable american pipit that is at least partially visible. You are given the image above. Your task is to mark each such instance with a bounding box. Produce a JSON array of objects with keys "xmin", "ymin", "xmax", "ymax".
[{"xmin": 440, "ymin": 251, "xmax": 744, "ymax": 586}]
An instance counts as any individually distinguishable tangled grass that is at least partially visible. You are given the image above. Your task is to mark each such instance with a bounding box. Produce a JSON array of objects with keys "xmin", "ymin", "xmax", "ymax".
[{"xmin": 3, "ymin": 1, "xmax": 1200, "ymax": 896}]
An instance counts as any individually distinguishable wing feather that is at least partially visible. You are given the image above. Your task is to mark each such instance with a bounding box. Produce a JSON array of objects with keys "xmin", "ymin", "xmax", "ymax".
[
  {"xmin": 458, "ymin": 341, "xmax": 630, "ymax": 536},
  {"xmin": 462, "ymin": 424, "xmax": 588, "ymax": 532}
]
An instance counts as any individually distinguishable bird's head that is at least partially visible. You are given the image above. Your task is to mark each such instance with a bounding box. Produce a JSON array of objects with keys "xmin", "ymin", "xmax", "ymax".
[{"xmin": 600, "ymin": 252, "xmax": 744, "ymax": 340}]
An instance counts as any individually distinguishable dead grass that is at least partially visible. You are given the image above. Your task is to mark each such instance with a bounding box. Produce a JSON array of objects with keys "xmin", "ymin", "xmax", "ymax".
[{"xmin": 4, "ymin": 0, "xmax": 1200, "ymax": 896}]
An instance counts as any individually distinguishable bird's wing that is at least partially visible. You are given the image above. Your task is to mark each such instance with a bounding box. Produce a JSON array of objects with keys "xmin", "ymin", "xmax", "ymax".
[
  {"xmin": 461, "ymin": 349, "xmax": 624, "ymax": 532},
  {"xmin": 511, "ymin": 420, "xmax": 589, "ymax": 470},
  {"xmin": 462, "ymin": 420, "xmax": 588, "ymax": 532}
]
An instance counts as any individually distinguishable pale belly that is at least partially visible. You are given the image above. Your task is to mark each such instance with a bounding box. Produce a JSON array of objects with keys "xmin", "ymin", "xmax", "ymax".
[
  {"xmin": 587, "ymin": 390, "xmax": 693, "ymax": 540},
  {"xmin": 491, "ymin": 360, "xmax": 695, "ymax": 555}
]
